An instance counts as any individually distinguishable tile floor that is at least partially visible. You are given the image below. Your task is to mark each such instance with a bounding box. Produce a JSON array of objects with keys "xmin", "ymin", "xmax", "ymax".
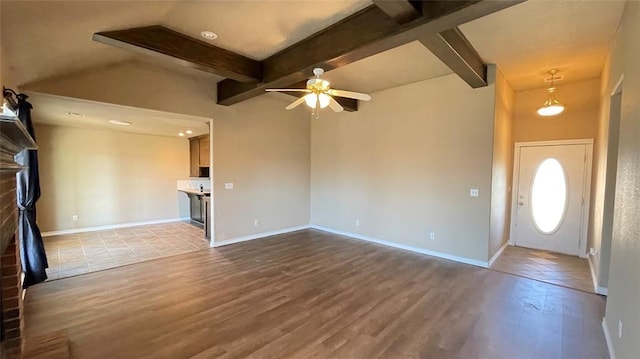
[
  {"xmin": 44, "ymin": 221, "xmax": 210, "ymax": 280},
  {"xmin": 490, "ymin": 245, "xmax": 594, "ymax": 293}
]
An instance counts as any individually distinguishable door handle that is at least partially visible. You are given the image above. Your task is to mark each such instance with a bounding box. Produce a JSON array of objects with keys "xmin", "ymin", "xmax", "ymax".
[{"xmin": 518, "ymin": 201, "xmax": 524, "ymax": 206}]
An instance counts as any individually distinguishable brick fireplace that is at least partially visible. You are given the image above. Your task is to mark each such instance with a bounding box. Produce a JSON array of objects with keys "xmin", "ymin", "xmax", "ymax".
[
  {"xmin": 1, "ymin": 111, "xmax": 38, "ymax": 359},
  {"xmin": 1, "ymin": 172, "xmax": 23, "ymax": 358}
]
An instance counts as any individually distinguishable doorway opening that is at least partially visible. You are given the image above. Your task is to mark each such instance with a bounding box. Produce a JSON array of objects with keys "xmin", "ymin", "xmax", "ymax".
[{"xmin": 491, "ymin": 139, "xmax": 595, "ymax": 293}]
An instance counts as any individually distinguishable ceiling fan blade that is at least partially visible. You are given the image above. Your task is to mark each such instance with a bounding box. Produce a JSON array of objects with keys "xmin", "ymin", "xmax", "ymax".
[
  {"xmin": 328, "ymin": 96, "xmax": 344, "ymax": 112},
  {"xmin": 328, "ymin": 89, "xmax": 371, "ymax": 101},
  {"xmin": 285, "ymin": 96, "xmax": 306, "ymax": 110},
  {"xmin": 266, "ymin": 89, "xmax": 311, "ymax": 92}
]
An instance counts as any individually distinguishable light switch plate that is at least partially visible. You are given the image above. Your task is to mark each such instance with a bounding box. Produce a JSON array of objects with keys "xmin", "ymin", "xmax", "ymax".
[
  {"xmin": 470, "ymin": 188, "xmax": 479, "ymax": 197},
  {"xmin": 225, "ymin": 183, "xmax": 234, "ymax": 190}
]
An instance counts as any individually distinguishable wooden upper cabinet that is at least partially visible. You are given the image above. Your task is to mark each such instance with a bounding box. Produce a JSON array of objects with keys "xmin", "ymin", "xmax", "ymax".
[
  {"xmin": 189, "ymin": 138, "xmax": 200, "ymax": 177},
  {"xmin": 189, "ymin": 134, "xmax": 210, "ymax": 177},
  {"xmin": 199, "ymin": 136, "xmax": 210, "ymax": 166}
]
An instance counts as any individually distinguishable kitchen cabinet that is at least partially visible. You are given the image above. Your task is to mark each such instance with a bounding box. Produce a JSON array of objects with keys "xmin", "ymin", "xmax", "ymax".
[
  {"xmin": 199, "ymin": 136, "xmax": 210, "ymax": 166},
  {"xmin": 189, "ymin": 139, "xmax": 200, "ymax": 177},
  {"xmin": 189, "ymin": 134, "xmax": 210, "ymax": 177}
]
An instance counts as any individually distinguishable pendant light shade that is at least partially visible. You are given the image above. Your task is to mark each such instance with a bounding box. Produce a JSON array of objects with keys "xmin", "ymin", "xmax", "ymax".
[{"xmin": 537, "ymin": 70, "xmax": 565, "ymax": 117}]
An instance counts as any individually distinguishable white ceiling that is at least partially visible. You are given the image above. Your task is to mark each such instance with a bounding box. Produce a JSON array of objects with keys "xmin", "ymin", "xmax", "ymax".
[
  {"xmin": 325, "ymin": 41, "xmax": 452, "ymax": 94},
  {"xmin": 26, "ymin": 92, "xmax": 210, "ymax": 138},
  {"xmin": 460, "ymin": 0, "xmax": 626, "ymax": 90},
  {"xmin": 1, "ymin": 0, "xmax": 628, "ymax": 135},
  {"xmin": 164, "ymin": 0, "xmax": 372, "ymax": 60},
  {"xmin": 0, "ymin": 0, "xmax": 371, "ymax": 89}
]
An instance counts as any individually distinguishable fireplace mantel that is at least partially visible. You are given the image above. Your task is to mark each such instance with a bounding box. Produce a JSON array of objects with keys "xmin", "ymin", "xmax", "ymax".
[{"xmin": 1, "ymin": 113, "xmax": 37, "ymax": 168}]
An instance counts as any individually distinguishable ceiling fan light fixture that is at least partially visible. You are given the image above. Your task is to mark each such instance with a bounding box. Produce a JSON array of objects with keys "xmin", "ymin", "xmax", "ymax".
[
  {"xmin": 537, "ymin": 70, "xmax": 565, "ymax": 117},
  {"xmin": 304, "ymin": 93, "xmax": 330, "ymax": 109}
]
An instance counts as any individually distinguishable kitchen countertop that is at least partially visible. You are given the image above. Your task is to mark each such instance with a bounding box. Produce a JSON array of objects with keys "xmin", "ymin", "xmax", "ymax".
[{"xmin": 178, "ymin": 188, "xmax": 211, "ymax": 196}]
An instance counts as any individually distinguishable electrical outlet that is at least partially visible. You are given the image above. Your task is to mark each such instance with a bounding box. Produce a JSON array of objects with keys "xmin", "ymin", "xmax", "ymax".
[
  {"xmin": 254, "ymin": 219, "xmax": 259, "ymax": 226},
  {"xmin": 225, "ymin": 182, "xmax": 234, "ymax": 189},
  {"xmin": 72, "ymin": 215, "xmax": 78, "ymax": 221},
  {"xmin": 430, "ymin": 232, "xmax": 435, "ymax": 240},
  {"xmin": 618, "ymin": 320, "xmax": 623, "ymax": 338},
  {"xmin": 355, "ymin": 219, "xmax": 360, "ymax": 226},
  {"xmin": 470, "ymin": 188, "xmax": 479, "ymax": 197}
]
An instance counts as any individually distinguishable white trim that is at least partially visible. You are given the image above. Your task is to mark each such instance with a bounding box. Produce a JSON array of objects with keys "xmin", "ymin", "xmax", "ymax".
[
  {"xmin": 513, "ymin": 138, "xmax": 594, "ymax": 148},
  {"xmin": 212, "ymin": 225, "xmax": 310, "ymax": 248},
  {"xmin": 487, "ymin": 242, "xmax": 508, "ymax": 267},
  {"xmin": 310, "ymin": 225, "xmax": 489, "ymax": 268},
  {"xmin": 611, "ymin": 75, "xmax": 623, "ymax": 96},
  {"xmin": 602, "ymin": 318, "xmax": 616, "ymax": 359},
  {"xmin": 588, "ymin": 257, "xmax": 609, "ymax": 295},
  {"xmin": 580, "ymin": 142, "xmax": 594, "ymax": 257},
  {"xmin": 509, "ymin": 139, "xmax": 594, "ymax": 258},
  {"xmin": 208, "ymin": 119, "xmax": 215, "ymax": 243},
  {"xmin": 41, "ymin": 217, "xmax": 191, "ymax": 237}
]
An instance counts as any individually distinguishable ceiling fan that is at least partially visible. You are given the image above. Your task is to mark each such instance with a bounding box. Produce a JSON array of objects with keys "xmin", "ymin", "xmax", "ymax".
[{"xmin": 266, "ymin": 68, "xmax": 371, "ymax": 118}]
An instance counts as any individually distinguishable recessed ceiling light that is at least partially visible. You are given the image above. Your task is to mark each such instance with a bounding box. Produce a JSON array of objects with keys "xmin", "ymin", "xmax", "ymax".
[
  {"xmin": 178, "ymin": 132, "xmax": 185, "ymax": 137},
  {"xmin": 109, "ymin": 120, "xmax": 132, "ymax": 126},
  {"xmin": 66, "ymin": 112, "xmax": 85, "ymax": 117},
  {"xmin": 200, "ymin": 31, "xmax": 218, "ymax": 40},
  {"xmin": 185, "ymin": 130, "xmax": 193, "ymax": 134}
]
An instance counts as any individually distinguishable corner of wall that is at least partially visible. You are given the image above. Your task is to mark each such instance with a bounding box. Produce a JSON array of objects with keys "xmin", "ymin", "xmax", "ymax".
[{"xmin": 488, "ymin": 64, "xmax": 515, "ymax": 259}]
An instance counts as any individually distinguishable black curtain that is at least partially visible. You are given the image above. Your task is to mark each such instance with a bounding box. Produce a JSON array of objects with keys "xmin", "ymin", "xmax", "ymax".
[{"xmin": 15, "ymin": 94, "xmax": 48, "ymax": 287}]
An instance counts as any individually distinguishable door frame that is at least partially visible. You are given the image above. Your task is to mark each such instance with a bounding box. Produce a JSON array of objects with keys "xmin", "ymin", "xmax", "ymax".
[{"xmin": 509, "ymin": 139, "xmax": 594, "ymax": 257}]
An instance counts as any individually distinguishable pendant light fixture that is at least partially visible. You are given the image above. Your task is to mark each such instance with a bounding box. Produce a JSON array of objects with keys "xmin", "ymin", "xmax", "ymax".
[{"xmin": 537, "ymin": 69, "xmax": 565, "ymax": 116}]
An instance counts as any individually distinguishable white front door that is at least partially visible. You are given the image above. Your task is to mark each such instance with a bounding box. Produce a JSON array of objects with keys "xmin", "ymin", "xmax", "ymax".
[{"xmin": 512, "ymin": 142, "xmax": 591, "ymax": 255}]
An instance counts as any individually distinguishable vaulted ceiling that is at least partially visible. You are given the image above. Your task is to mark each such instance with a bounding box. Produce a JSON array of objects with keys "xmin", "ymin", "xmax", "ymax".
[{"xmin": 0, "ymin": 0, "xmax": 628, "ymax": 136}]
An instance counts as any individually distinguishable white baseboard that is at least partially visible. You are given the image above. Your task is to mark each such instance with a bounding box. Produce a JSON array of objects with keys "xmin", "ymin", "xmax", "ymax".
[
  {"xmin": 602, "ymin": 318, "xmax": 616, "ymax": 359},
  {"xmin": 310, "ymin": 224, "xmax": 489, "ymax": 268},
  {"xmin": 212, "ymin": 225, "xmax": 310, "ymax": 248},
  {"xmin": 588, "ymin": 256, "xmax": 609, "ymax": 295},
  {"xmin": 41, "ymin": 217, "xmax": 191, "ymax": 237},
  {"xmin": 487, "ymin": 241, "xmax": 508, "ymax": 268}
]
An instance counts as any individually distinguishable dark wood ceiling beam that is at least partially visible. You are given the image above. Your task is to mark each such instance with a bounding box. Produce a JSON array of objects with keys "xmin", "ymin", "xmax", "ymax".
[
  {"xmin": 419, "ymin": 27, "xmax": 487, "ymax": 88},
  {"xmin": 278, "ymin": 80, "xmax": 358, "ymax": 112},
  {"xmin": 374, "ymin": 1, "xmax": 488, "ymax": 87},
  {"xmin": 93, "ymin": 25, "xmax": 262, "ymax": 83},
  {"xmin": 371, "ymin": 0, "xmax": 422, "ymax": 24},
  {"xmin": 218, "ymin": 0, "xmax": 524, "ymax": 106}
]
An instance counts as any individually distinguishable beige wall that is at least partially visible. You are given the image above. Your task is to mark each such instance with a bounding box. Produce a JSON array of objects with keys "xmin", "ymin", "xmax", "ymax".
[
  {"xmin": 488, "ymin": 67, "xmax": 514, "ymax": 257},
  {"xmin": 25, "ymin": 61, "xmax": 311, "ymax": 241},
  {"xmin": 601, "ymin": 1, "xmax": 640, "ymax": 357},
  {"xmin": 311, "ymin": 73, "xmax": 496, "ymax": 263},
  {"xmin": 23, "ymin": 61, "xmax": 220, "ymax": 119},
  {"xmin": 513, "ymin": 78, "xmax": 600, "ymax": 143},
  {"xmin": 212, "ymin": 95, "xmax": 310, "ymax": 241},
  {"xmin": 590, "ymin": 71, "xmax": 620, "ymax": 289},
  {"xmin": 36, "ymin": 124, "xmax": 190, "ymax": 232}
]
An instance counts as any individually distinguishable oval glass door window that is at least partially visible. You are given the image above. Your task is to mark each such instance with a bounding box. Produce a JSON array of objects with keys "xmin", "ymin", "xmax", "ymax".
[{"xmin": 531, "ymin": 158, "xmax": 567, "ymax": 234}]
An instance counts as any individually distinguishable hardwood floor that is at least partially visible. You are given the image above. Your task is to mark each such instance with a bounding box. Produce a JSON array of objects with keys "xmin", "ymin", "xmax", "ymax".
[
  {"xmin": 491, "ymin": 245, "xmax": 594, "ymax": 293},
  {"xmin": 24, "ymin": 229, "xmax": 608, "ymax": 358}
]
